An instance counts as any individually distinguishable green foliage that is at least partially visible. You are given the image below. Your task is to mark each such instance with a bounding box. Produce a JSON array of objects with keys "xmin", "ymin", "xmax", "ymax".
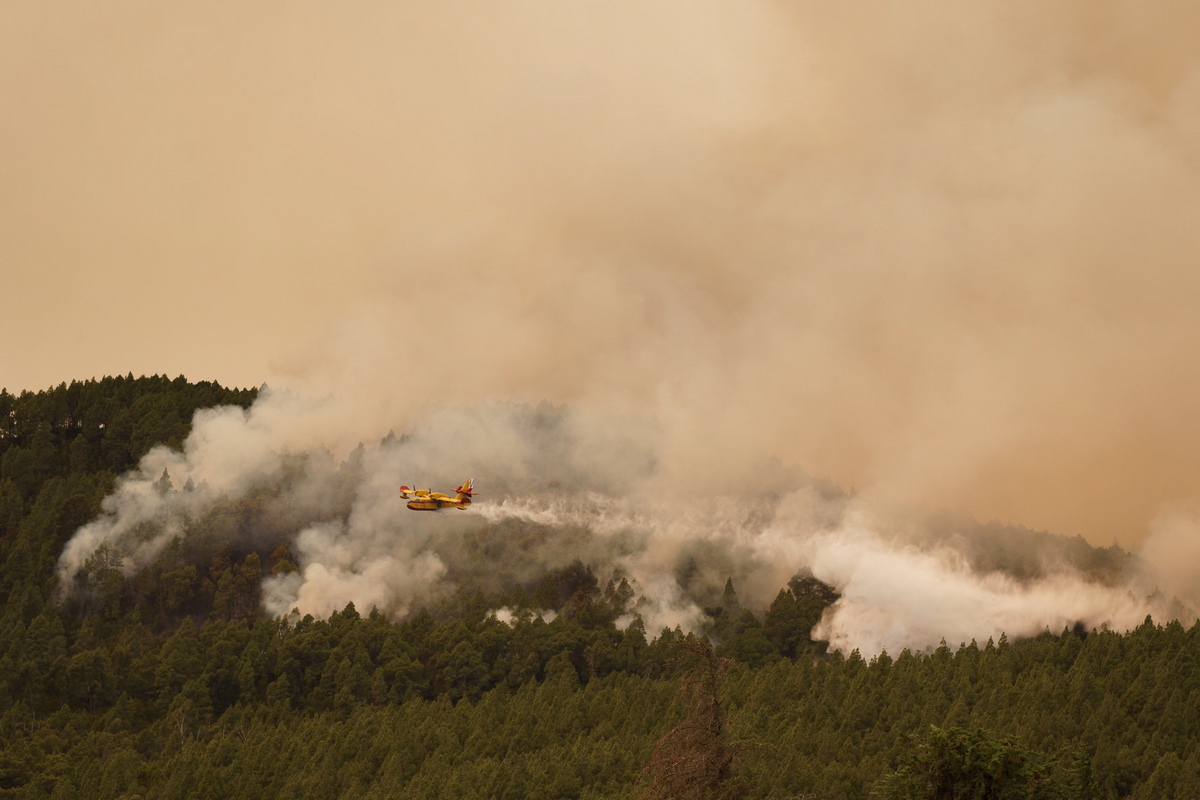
[
  {"xmin": 875, "ymin": 726, "xmax": 1058, "ymax": 800},
  {"xmin": 0, "ymin": 375, "xmax": 256, "ymax": 499},
  {"xmin": 0, "ymin": 376, "xmax": 1197, "ymax": 799},
  {"xmin": 4, "ymin": 616, "xmax": 1197, "ymax": 799},
  {"xmin": 0, "ymin": 375, "xmax": 255, "ymax": 627}
]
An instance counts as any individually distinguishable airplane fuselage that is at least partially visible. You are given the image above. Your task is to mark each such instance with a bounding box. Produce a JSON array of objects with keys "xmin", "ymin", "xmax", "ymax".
[
  {"xmin": 406, "ymin": 493, "xmax": 470, "ymax": 511},
  {"xmin": 400, "ymin": 480, "xmax": 475, "ymax": 511}
]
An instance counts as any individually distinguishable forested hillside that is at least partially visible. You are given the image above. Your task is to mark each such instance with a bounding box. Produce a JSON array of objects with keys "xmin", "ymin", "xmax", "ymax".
[{"xmin": 1, "ymin": 377, "xmax": 1198, "ymax": 799}]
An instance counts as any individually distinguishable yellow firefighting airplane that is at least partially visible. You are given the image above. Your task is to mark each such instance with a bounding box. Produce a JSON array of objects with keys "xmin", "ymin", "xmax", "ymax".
[{"xmin": 399, "ymin": 479, "xmax": 476, "ymax": 511}]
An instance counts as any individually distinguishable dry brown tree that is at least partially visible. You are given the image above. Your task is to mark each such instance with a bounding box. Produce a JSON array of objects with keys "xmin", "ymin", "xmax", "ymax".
[{"xmin": 639, "ymin": 637, "xmax": 746, "ymax": 800}]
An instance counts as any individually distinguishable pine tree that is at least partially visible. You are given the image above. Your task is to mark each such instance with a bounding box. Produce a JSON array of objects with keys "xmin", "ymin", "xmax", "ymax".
[{"xmin": 876, "ymin": 726, "xmax": 1060, "ymax": 800}]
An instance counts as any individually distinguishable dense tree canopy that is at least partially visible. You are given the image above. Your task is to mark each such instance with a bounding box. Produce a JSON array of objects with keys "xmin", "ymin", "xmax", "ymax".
[{"xmin": 0, "ymin": 376, "xmax": 1196, "ymax": 799}]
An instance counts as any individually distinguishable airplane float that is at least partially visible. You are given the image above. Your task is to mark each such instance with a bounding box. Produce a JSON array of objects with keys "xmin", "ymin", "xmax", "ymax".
[{"xmin": 399, "ymin": 479, "xmax": 476, "ymax": 511}]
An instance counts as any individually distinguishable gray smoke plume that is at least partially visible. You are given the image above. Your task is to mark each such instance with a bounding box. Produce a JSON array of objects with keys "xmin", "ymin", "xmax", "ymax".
[{"xmin": 57, "ymin": 391, "xmax": 1199, "ymax": 655}]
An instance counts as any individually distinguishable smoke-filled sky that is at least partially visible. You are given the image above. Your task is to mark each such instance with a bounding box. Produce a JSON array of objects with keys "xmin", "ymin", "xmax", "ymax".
[{"xmin": 7, "ymin": 3, "xmax": 1200, "ymax": 546}]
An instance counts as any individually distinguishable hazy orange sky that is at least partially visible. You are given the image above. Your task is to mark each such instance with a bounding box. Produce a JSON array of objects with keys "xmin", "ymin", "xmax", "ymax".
[{"xmin": 6, "ymin": 2, "xmax": 1200, "ymax": 547}]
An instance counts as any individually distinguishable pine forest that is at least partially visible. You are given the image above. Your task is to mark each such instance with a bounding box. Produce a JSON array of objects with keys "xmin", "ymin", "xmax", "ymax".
[{"xmin": 1, "ymin": 376, "xmax": 1198, "ymax": 799}]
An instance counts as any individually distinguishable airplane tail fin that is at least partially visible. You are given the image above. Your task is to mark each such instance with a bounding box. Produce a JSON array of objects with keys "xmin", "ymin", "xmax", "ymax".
[{"xmin": 455, "ymin": 478, "xmax": 476, "ymax": 504}]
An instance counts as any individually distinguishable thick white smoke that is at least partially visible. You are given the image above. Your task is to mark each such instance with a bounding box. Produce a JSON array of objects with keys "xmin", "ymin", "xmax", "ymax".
[
  {"xmin": 57, "ymin": 391, "xmax": 1199, "ymax": 655},
  {"xmin": 796, "ymin": 509, "xmax": 1166, "ymax": 657}
]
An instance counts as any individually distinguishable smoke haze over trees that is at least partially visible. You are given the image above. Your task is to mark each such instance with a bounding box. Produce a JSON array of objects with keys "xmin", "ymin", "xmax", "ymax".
[
  {"xmin": 34, "ymin": 377, "xmax": 1196, "ymax": 659},
  {"xmin": 19, "ymin": 373, "xmax": 1180, "ymax": 667},
  {"xmin": 2, "ymin": 377, "xmax": 1200, "ymax": 798}
]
